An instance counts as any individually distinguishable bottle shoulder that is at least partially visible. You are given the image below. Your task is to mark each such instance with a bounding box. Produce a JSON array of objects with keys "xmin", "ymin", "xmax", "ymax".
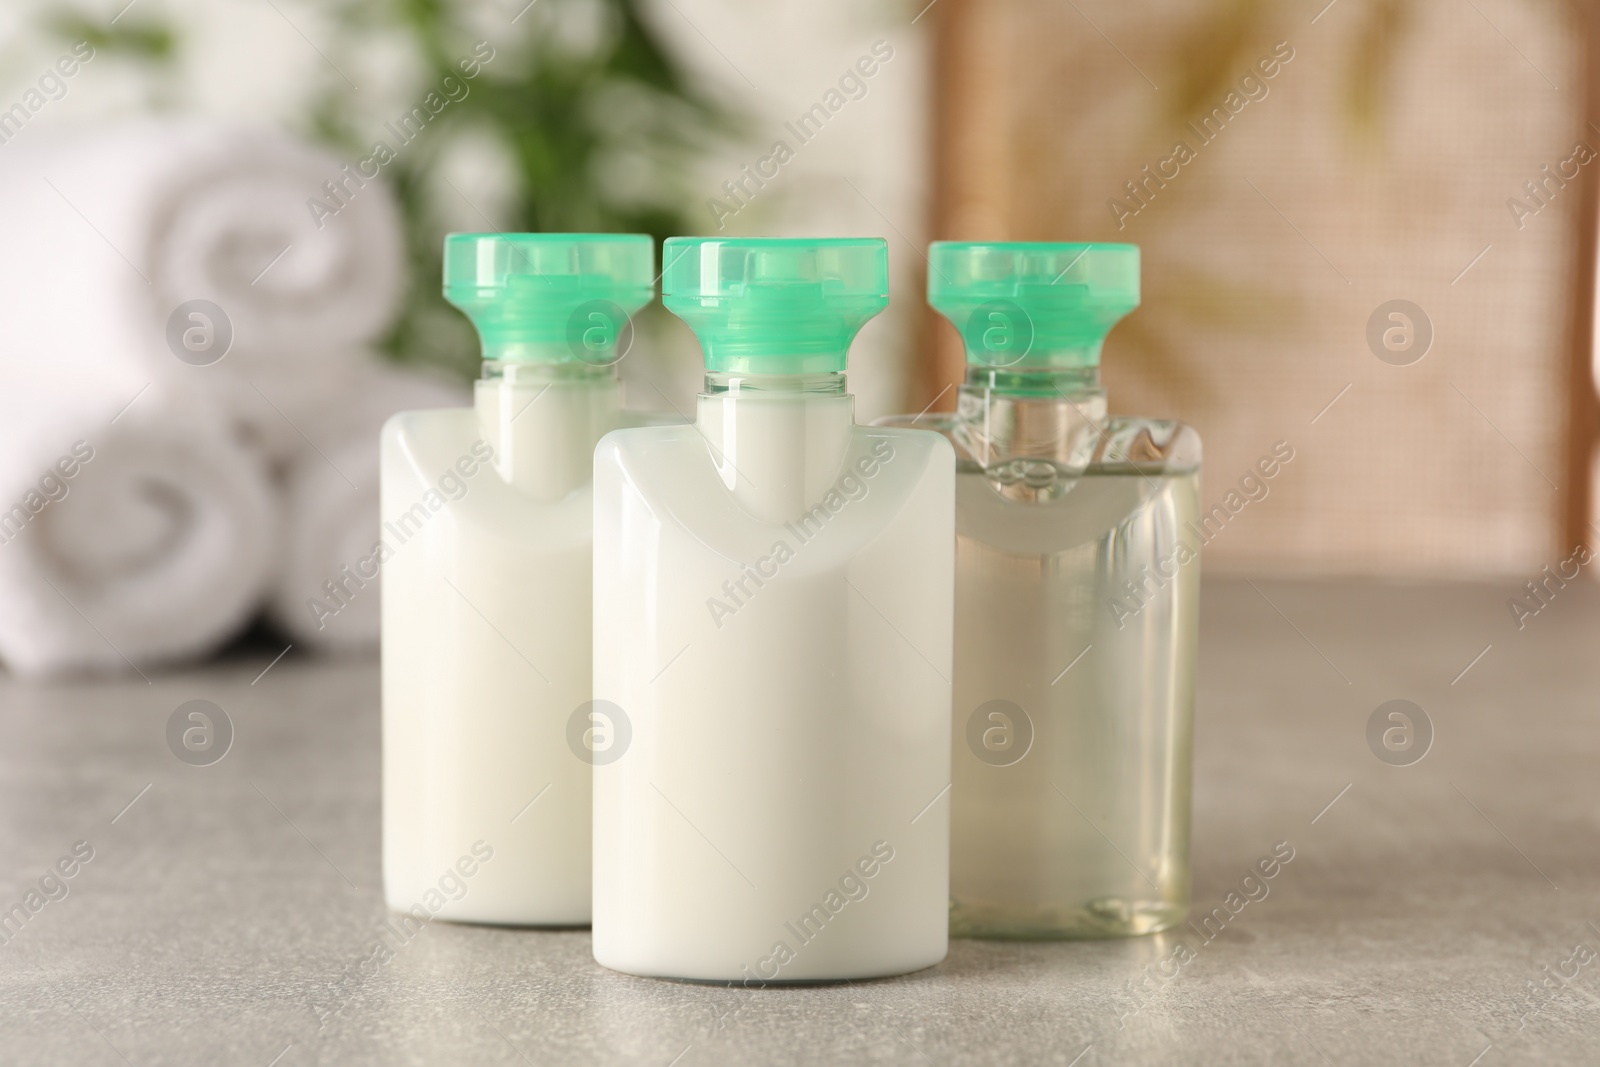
[
  {"xmin": 597, "ymin": 421, "xmax": 952, "ymax": 469},
  {"xmin": 876, "ymin": 410, "xmax": 1199, "ymax": 475},
  {"xmin": 1097, "ymin": 417, "xmax": 1201, "ymax": 473},
  {"xmin": 381, "ymin": 405, "xmax": 474, "ymax": 447},
  {"xmin": 594, "ymin": 422, "xmax": 951, "ymax": 565}
]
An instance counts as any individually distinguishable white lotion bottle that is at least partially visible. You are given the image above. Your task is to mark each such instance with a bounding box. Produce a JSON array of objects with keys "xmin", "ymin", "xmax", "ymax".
[
  {"xmin": 381, "ymin": 233, "xmax": 653, "ymax": 924},
  {"xmin": 592, "ymin": 238, "xmax": 955, "ymax": 981}
]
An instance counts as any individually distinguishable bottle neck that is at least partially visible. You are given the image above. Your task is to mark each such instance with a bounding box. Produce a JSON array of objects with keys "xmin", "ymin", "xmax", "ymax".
[
  {"xmin": 696, "ymin": 370, "xmax": 854, "ymax": 525},
  {"xmin": 474, "ymin": 360, "xmax": 621, "ymax": 501},
  {"xmin": 701, "ymin": 370, "xmax": 849, "ymax": 397},
  {"xmin": 962, "ymin": 364, "xmax": 1105, "ymax": 405},
  {"xmin": 954, "ymin": 364, "xmax": 1106, "ymax": 476}
]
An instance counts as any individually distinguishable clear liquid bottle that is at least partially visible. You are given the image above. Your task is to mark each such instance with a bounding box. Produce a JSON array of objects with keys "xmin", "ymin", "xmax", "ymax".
[
  {"xmin": 881, "ymin": 242, "xmax": 1199, "ymax": 939},
  {"xmin": 592, "ymin": 238, "xmax": 955, "ymax": 980},
  {"xmin": 381, "ymin": 233, "xmax": 653, "ymax": 924}
]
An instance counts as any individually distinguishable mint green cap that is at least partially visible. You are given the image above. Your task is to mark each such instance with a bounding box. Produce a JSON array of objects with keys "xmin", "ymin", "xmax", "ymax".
[
  {"xmin": 928, "ymin": 242, "xmax": 1139, "ymax": 370},
  {"xmin": 661, "ymin": 237, "xmax": 888, "ymax": 374},
  {"xmin": 443, "ymin": 233, "xmax": 654, "ymax": 363}
]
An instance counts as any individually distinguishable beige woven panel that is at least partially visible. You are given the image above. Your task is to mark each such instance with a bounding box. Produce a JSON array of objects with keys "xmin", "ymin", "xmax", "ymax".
[{"xmin": 937, "ymin": 0, "xmax": 1582, "ymax": 577}]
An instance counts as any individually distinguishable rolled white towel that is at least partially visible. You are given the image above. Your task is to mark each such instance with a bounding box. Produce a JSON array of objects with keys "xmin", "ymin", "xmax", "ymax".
[
  {"xmin": 0, "ymin": 385, "xmax": 278, "ymax": 677},
  {"xmin": 0, "ymin": 119, "xmax": 406, "ymax": 460},
  {"xmin": 267, "ymin": 361, "xmax": 468, "ymax": 652}
]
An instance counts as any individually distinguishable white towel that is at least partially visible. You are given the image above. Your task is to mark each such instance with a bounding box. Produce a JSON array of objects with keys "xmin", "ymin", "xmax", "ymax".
[
  {"xmin": 0, "ymin": 118, "xmax": 406, "ymax": 461},
  {"xmin": 0, "ymin": 385, "xmax": 277, "ymax": 677},
  {"xmin": 266, "ymin": 360, "xmax": 468, "ymax": 651}
]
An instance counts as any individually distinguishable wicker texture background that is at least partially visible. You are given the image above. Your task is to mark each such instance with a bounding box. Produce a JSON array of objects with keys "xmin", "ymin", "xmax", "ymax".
[{"xmin": 929, "ymin": 0, "xmax": 1584, "ymax": 577}]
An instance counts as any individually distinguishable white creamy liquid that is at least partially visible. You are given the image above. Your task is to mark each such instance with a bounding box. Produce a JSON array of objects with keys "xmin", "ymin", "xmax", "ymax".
[
  {"xmin": 592, "ymin": 391, "xmax": 955, "ymax": 981},
  {"xmin": 381, "ymin": 373, "xmax": 622, "ymax": 924}
]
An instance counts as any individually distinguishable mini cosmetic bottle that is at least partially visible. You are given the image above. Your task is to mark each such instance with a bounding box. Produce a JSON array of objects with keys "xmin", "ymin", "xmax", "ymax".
[
  {"xmin": 381, "ymin": 233, "xmax": 653, "ymax": 924},
  {"xmin": 592, "ymin": 237, "xmax": 954, "ymax": 981},
  {"xmin": 881, "ymin": 242, "xmax": 1199, "ymax": 938}
]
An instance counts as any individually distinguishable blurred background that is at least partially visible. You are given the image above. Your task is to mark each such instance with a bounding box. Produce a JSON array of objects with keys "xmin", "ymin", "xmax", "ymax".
[{"xmin": 0, "ymin": 0, "xmax": 1590, "ymax": 675}]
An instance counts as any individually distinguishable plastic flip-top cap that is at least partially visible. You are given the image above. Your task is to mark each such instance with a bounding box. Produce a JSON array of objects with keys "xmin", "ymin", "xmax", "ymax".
[
  {"xmin": 443, "ymin": 233, "xmax": 654, "ymax": 364},
  {"xmin": 928, "ymin": 242, "xmax": 1139, "ymax": 370},
  {"xmin": 661, "ymin": 237, "xmax": 888, "ymax": 375}
]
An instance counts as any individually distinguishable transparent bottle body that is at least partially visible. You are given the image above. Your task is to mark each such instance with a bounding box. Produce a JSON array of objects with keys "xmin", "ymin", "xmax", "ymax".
[
  {"xmin": 380, "ymin": 362, "xmax": 628, "ymax": 925},
  {"xmin": 592, "ymin": 373, "xmax": 955, "ymax": 980},
  {"xmin": 883, "ymin": 369, "xmax": 1199, "ymax": 939}
]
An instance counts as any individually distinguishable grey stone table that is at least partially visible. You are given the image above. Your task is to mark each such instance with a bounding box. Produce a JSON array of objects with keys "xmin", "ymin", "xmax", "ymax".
[{"xmin": 0, "ymin": 578, "xmax": 1595, "ymax": 1066}]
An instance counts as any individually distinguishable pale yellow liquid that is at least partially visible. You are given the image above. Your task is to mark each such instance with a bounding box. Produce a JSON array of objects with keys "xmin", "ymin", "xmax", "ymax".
[{"xmin": 949, "ymin": 463, "xmax": 1199, "ymax": 938}]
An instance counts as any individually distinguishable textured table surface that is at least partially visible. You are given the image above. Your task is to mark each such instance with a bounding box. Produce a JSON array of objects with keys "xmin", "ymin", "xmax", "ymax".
[{"xmin": 0, "ymin": 577, "xmax": 1595, "ymax": 1066}]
